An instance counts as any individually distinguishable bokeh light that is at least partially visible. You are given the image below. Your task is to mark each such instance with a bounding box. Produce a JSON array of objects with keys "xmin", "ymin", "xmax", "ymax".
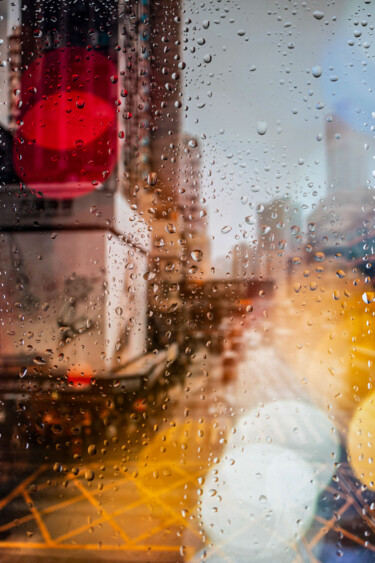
[{"xmin": 348, "ymin": 390, "xmax": 375, "ymax": 490}]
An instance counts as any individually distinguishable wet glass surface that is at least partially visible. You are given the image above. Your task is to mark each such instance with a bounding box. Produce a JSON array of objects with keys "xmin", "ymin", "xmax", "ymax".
[{"xmin": 0, "ymin": 1, "xmax": 375, "ymax": 561}]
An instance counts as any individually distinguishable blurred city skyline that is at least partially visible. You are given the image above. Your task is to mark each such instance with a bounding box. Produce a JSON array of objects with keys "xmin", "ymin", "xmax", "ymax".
[{"xmin": 182, "ymin": 0, "xmax": 375, "ymax": 260}]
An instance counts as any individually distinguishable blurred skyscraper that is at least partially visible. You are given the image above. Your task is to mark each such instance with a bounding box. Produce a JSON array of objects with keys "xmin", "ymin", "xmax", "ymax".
[
  {"xmin": 308, "ymin": 114, "xmax": 373, "ymax": 259},
  {"xmin": 178, "ymin": 135, "xmax": 210, "ymax": 282},
  {"xmin": 256, "ymin": 197, "xmax": 303, "ymax": 281},
  {"xmin": 326, "ymin": 115, "xmax": 370, "ymax": 195},
  {"xmin": 232, "ymin": 243, "xmax": 257, "ymax": 280}
]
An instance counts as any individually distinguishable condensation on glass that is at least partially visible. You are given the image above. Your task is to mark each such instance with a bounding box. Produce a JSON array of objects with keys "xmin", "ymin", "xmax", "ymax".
[{"xmin": 0, "ymin": 2, "xmax": 373, "ymax": 562}]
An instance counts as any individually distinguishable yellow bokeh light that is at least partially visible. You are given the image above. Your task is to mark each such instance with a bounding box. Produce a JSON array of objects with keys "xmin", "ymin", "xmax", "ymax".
[{"xmin": 348, "ymin": 391, "xmax": 375, "ymax": 489}]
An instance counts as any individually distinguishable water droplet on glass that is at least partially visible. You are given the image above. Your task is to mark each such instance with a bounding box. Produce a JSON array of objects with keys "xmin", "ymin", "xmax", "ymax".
[
  {"xmin": 191, "ymin": 249, "xmax": 203, "ymax": 262},
  {"xmin": 313, "ymin": 10, "xmax": 324, "ymax": 20},
  {"xmin": 33, "ymin": 356, "xmax": 46, "ymax": 366},
  {"xmin": 165, "ymin": 223, "xmax": 176, "ymax": 234},
  {"xmin": 312, "ymin": 65, "xmax": 322, "ymax": 78},
  {"xmin": 85, "ymin": 470, "xmax": 95, "ymax": 482},
  {"xmin": 260, "ymin": 225, "xmax": 271, "ymax": 235},
  {"xmin": 147, "ymin": 172, "xmax": 157, "ymax": 185},
  {"xmin": 314, "ymin": 251, "xmax": 325, "ymax": 262},
  {"xmin": 221, "ymin": 225, "xmax": 232, "ymax": 234},
  {"xmin": 256, "ymin": 121, "xmax": 267, "ymax": 135},
  {"xmin": 362, "ymin": 292, "xmax": 375, "ymax": 304}
]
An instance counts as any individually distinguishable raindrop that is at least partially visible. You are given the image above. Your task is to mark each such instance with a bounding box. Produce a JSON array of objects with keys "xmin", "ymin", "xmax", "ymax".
[
  {"xmin": 33, "ymin": 357, "xmax": 46, "ymax": 366},
  {"xmin": 85, "ymin": 470, "xmax": 95, "ymax": 482},
  {"xmin": 115, "ymin": 307, "xmax": 123, "ymax": 316},
  {"xmin": 291, "ymin": 225, "xmax": 300, "ymax": 235},
  {"xmin": 191, "ymin": 250, "xmax": 203, "ymax": 262},
  {"xmin": 312, "ymin": 65, "xmax": 322, "ymax": 78},
  {"xmin": 256, "ymin": 121, "xmax": 267, "ymax": 135},
  {"xmin": 203, "ymin": 54, "xmax": 212, "ymax": 63},
  {"xmin": 165, "ymin": 223, "xmax": 176, "ymax": 234},
  {"xmin": 147, "ymin": 172, "xmax": 157, "ymax": 186},
  {"xmin": 313, "ymin": 10, "xmax": 324, "ymax": 20},
  {"xmin": 88, "ymin": 444, "xmax": 97, "ymax": 456},
  {"xmin": 221, "ymin": 225, "xmax": 232, "ymax": 234},
  {"xmin": 362, "ymin": 292, "xmax": 375, "ymax": 304},
  {"xmin": 314, "ymin": 251, "xmax": 325, "ymax": 262}
]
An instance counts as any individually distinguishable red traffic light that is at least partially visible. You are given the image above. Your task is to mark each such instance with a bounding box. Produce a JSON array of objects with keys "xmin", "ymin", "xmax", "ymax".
[{"xmin": 13, "ymin": 47, "xmax": 118, "ymax": 199}]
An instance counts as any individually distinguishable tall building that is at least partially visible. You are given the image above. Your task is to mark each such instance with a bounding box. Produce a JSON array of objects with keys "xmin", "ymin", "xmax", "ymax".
[
  {"xmin": 256, "ymin": 197, "xmax": 303, "ymax": 280},
  {"xmin": 8, "ymin": 24, "xmax": 21, "ymax": 132},
  {"xmin": 307, "ymin": 114, "xmax": 373, "ymax": 256},
  {"xmin": 116, "ymin": 1, "xmax": 185, "ymax": 347},
  {"xmin": 326, "ymin": 115, "xmax": 370, "ymax": 195},
  {"xmin": 211, "ymin": 254, "xmax": 231, "ymax": 279},
  {"xmin": 232, "ymin": 242, "xmax": 257, "ymax": 280},
  {"xmin": 178, "ymin": 135, "xmax": 210, "ymax": 282},
  {"xmin": 121, "ymin": 0, "xmax": 182, "ymax": 205}
]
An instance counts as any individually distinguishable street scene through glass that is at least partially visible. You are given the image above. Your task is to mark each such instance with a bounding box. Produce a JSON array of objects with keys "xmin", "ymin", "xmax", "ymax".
[{"xmin": 0, "ymin": 1, "xmax": 374, "ymax": 562}]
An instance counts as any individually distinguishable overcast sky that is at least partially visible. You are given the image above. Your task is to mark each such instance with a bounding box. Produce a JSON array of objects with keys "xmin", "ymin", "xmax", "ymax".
[{"xmin": 182, "ymin": 0, "xmax": 375, "ymax": 260}]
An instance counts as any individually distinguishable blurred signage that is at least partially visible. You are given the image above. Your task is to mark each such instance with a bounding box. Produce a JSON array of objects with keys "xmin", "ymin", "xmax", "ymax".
[{"xmin": 13, "ymin": 47, "xmax": 117, "ymax": 199}]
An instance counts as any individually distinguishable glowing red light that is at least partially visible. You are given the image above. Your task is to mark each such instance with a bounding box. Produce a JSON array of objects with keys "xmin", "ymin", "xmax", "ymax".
[
  {"xmin": 20, "ymin": 91, "xmax": 115, "ymax": 151},
  {"xmin": 67, "ymin": 365, "xmax": 93, "ymax": 388},
  {"xmin": 13, "ymin": 47, "xmax": 118, "ymax": 199}
]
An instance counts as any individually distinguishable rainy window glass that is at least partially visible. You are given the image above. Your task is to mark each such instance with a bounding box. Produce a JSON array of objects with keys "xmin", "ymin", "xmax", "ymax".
[{"xmin": 0, "ymin": 1, "xmax": 374, "ymax": 562}]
